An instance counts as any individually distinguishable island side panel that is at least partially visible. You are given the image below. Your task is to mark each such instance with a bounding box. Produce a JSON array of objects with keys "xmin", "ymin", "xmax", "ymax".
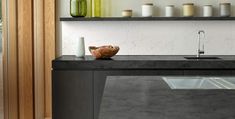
[
  {"xmin": 93, "ymin": 70, "xmax": 183, "ymax": 119},
  {"xmin": 52, "ymin": 70, "xmax": 94, "ymax": 119}
]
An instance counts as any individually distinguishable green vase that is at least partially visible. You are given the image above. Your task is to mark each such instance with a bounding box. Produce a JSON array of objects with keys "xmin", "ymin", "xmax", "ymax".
[{"xmin": 70, "ymin": 0, "xmax": 87, "ymax": 17}]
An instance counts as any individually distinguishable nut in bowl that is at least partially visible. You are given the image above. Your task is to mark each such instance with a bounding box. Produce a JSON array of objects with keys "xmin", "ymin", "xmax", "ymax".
[{"xmin": 89, "ymin": 45, "xmax": 119, "ymax": 59}]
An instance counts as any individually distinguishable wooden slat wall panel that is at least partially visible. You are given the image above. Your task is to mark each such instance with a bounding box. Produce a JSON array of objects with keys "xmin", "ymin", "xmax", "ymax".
[
  {"xmin": 3, "ymin": 0, "xmax": 56, "ymax": 118},
  {"xmin": 44, "ymin": 0, "xmax": 56, "ymax": 117},
  {"xmin": 34, "ymin": 0, "xmax": 45, "ymax": 118},
  {"xmin": 3, "ymin": 0, "xmax": 19, "ymax": 118},
  {"xmin": 1, "ymin": 0, "xmax": 8, "ymax": 115},
  {"xmin": 17, "ymin": 0, "xmax": 34, "ymax": 118}
]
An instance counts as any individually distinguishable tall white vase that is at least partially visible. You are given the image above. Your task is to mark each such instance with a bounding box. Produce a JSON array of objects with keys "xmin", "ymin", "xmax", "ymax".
[{"xmin": 76, "ymin": 37, "xmax": 85, "ymax": 57}]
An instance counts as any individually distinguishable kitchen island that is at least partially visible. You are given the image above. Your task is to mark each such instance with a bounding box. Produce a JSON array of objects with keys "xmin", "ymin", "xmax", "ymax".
[{"xmin": 52, "ymin": 55, "xmax": 235, "ymax": 119}]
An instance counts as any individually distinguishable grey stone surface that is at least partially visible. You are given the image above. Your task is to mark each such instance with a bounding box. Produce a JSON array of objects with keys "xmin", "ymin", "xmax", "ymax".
[
  {"xmin": 52, "ymin": 55, "xmax": 235, "ymax": 119},
  {"xmin": 99, "ymin": 76, "xmax": 235, "ymax": 119},
  {"xmin": 53, "ymin": 55, "xmax": 235, "ymax": 70}
]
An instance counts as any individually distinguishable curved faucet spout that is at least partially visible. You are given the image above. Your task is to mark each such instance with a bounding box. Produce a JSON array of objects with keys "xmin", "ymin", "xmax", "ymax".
[{"xmin": 197, "ymin": 30, "xmax": 205, "ymax": 57}]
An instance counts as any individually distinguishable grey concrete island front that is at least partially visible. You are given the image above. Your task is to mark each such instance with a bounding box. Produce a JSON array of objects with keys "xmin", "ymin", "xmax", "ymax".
[{"xmin": 52, "ymin": 55, "xmax": 235, "ymax": 119}]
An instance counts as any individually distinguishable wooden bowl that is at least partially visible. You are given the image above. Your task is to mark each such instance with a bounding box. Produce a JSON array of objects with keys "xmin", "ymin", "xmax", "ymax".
[{"xmin": 89, "ymin": 45, "xmax": 119, "ymax": 59}]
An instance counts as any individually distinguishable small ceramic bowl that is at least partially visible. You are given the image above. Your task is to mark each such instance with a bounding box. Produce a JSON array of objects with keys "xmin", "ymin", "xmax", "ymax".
[{"xmin": 89, "ymin": 45, "xmax": 119, "ymax": 59}]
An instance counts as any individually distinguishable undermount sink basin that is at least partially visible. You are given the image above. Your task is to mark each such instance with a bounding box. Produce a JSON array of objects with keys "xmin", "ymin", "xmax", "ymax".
[
  {"xmin": 163, "ymin": 77, "xmax": 235, "ymax": 89},
  {"xmin": 184, "ymin": 56, "xmax": 221, "ymax": 60}
]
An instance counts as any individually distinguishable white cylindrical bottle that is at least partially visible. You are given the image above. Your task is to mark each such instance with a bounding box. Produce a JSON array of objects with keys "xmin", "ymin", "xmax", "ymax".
[
  {"xmin": 76, "ymin": 37, "xmax": 85, "ymax": 57},
  {"xmin": 203, "ymin": 5, "xmax": 213, "ymax": 17},
  {"xmin": 165, "ymin": 5, "xmax": 174, "ymax": 17}
]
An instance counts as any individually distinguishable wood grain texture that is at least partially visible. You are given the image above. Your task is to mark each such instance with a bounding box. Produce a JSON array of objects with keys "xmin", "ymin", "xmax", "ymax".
[
  {"xmin": 2, "ymin": 0, "xmax": 8, "ymax": 118},
  {"xmin": 0, "ymin": 3, "xmax": 5, "ymax": 116},
  {"xmin": 2, "ymin": 0, "xmax": 56, "ymax": 118},
  {"xmin": 3, "ymin": 0, "xmax": 56, "ymax": 118},
  {"xmin": 17, "ymin": 0, "xmax": 34, "ymax": 118},
  {"xmin": 34, "ymin": 0, "xmax": 56, "ymax": 118},
  {"xmin": 34, "ymin": 0, "xmax": 45, "ymax": 119},
  {"xmin": 45, "ymin": 117, "xmax": 52, "ymax": 119},
  {"xmin": 44, "ymin": 0, "xmax": 56, "ymax": 117},
  {"xmin": 3, "ymin": 0, "xmax": 19, "ymax": 119}
]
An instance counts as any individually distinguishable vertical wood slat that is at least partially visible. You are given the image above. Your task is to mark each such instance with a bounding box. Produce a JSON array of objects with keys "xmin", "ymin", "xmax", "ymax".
[
  {"xmin": 34, "ymin": 0, "xmax": 45, "ymax": 118},
  {"xmin": 44, "ymin": 0, "xmax": 56, "ymax": 117},
  {"xmin": 2, "ymin": 0, "xmax": 8, "ymax": 118},
  {"xmin": 17, "ymin": 0, "xmax": 34, "ymax": 118},
  {"xmin": 3, "ymin": 0, "xmax": 19, "ymax": 118},
  {"xmin": 56, "ymin": 0, "xmax": 62, "ymax": 57},
  {"xmin": 2, "ymin": 2, "xmax": 8, "ymax": 118}
]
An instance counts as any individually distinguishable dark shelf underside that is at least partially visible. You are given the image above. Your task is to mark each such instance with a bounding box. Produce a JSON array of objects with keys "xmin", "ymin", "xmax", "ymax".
[{"xmin": 60, "ymin": 17, "xmax": 235, "ymax": 21}]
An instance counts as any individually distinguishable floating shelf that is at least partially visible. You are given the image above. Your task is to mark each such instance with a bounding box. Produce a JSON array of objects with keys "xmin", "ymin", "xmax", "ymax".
[{"xmin": 60, "ymin": 17, "xmax": 235, "ymax": 21}]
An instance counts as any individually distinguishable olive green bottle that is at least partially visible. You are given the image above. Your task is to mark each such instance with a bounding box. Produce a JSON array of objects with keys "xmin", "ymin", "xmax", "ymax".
[
  {"xmin": 93, "ymin": 0, "xmax": 101, "ymax": 17},
  {"xmin": 70, "ymin": 0, "xmax": 87, "ymax": 17}
]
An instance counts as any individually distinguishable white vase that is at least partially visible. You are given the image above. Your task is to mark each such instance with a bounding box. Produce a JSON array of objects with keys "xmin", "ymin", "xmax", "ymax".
[{"xmin": 76, "ymin": 37, "xmax": 85, "ymax": 57}]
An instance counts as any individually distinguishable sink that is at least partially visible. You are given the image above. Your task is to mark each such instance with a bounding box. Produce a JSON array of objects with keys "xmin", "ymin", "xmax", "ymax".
[
  {"xmin": 184, "ymin": 56, "xmax": 221, "ymax": 60},
  {"xmin": 162, "ymin": 76, "xmax": 235, "ymax": 89}
]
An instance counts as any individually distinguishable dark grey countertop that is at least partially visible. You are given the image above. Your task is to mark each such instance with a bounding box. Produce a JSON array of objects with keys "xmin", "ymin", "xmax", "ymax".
[{"xmin": 52, "ymin": 55, "xmax": 235, "ymax": 70}]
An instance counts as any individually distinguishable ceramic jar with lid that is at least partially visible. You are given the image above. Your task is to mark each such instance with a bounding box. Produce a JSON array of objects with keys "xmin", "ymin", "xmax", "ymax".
[
  {"xmin": 220, "ymin": 3, "xmax": 231, "ymax": 17},
  {"xmin": 142, "ymin": 3, "xmax": 154, "ymax": 17},
  {"xmin": 203, "ymin": 5, "xmax": 213, "ymax": 17},
  {"xmin": 122, "ymin": 10, "xmax": 133, "ymax": 17},
  {"xmin": 183, "ymin": 3, "xmax": 194, "ymax": 17},
  {"xmin": 165, "ymin": 5, "xmax": 175, "ymax": 17}
]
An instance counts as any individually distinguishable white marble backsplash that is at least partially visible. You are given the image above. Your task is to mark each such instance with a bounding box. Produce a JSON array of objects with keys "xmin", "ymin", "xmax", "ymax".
[
  {"xmin": 62, "ymin": 21, "xmax": 235, "ymax": 55},
  {"xmin": 60, "ymin": 0, "xmax": 235, "ymax": 56}
]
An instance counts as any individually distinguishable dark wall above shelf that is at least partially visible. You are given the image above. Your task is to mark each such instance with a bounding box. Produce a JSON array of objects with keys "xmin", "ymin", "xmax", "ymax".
[{"xmin": 60, "ymin": 17, "xmax": 235, "ymax": 21}]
